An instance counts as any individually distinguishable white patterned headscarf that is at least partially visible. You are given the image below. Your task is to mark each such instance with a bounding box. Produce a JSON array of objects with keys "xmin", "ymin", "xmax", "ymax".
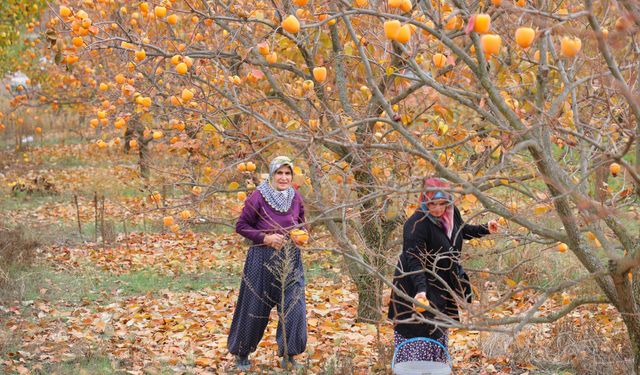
[{"xmin": 257, "ymin": 156, "xmax": 295, "ymax": 212}]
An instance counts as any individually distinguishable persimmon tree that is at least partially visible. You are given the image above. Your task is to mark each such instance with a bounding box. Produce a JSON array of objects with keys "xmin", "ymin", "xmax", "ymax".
[
  {"xmin": 0, "ymin": 0, "xmax": 46, "ymax": 144},
  {"xmin": 0, "ymin": 1, "xmax": 105, "ymax": 152},
  {"xmin": 40, "ymin": 0, "xmax": 640, "ymax": 371},
  {"xmin": 0, "ymin": 0, "xmax": 45, "ymax": 75}
]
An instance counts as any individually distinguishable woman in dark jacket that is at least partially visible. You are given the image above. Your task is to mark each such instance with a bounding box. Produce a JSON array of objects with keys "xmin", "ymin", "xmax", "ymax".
[{"xmin": 388, "ymin": 177, "xmax": 498, "ymax": 363}]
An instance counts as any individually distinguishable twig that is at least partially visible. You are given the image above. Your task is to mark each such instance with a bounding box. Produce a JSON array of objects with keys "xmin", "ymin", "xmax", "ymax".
[
  {"xmin": 100, "ymin": 194, "xmax": 106, "ymax": 249},
  {"xmin": 73, "ymin": 194, "xmax": 83, "ymax": 241},
  {"xmin": 122, "ymin": 215, "xmax": 130, "ymax": 251},
  {"xmin": 93, "ymin": 191, "xmax": 98, "ymax": 243}
]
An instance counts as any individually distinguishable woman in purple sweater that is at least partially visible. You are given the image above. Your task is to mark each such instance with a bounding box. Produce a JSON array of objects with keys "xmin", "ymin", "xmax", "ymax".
[{"xmin": 227, "ymin": 156, "xmax": 307, "ymax": 371}]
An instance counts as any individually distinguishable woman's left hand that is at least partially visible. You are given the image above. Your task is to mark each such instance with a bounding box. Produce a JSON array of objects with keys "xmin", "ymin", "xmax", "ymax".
[{"xmin": 487, "ymin": 220, "xmax": 499, "ymax": 233}]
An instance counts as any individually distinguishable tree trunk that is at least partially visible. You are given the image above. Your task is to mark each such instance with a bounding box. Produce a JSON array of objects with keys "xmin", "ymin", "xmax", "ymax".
[
  {"xmin": 633, "ymin": 330, "xmax": 640, "ymax": 375},
  {"xmin": 337, "ymin": 223, "xmax": 387, "ymax": 323},
  {"xmin": 594, "ymin": 163, "xmax": 608, "ymax": 203},
  {"xmin": 610, "ymin": 267, "xmax": 640, "ymax": 374},
  {"xmin": 339, "ymin": 242, "xmax": 382, "ymax": 323},
  {"xmin": 139, "ymin": 143, "xmax": 150, "ymax": 180},
  {"xmin": 621, "ymin": 310, "xmax": 640, "ymax": 374},
  {"xmin": 632, "ymin": 269, "xmax": 640, "ymax": 374},
  {"xmin": 633, "ymin": 268, "xmax": 639, "ymax": 313},
  {"xmin": 342, "ymin": 224, "xmax": 396, "ymax": 323},
  {"xmin": 352, "ymin": 271, "xmax": 383, "ymax": 323}
]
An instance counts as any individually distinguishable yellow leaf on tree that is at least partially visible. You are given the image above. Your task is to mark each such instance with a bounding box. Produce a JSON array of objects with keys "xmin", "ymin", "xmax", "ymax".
[
  {"xmin": 140, "ymin": 112, "xmax": 153, "ymax": 124},
  {"xmin": 386, "ymin": 66, "xmax": 395, "ymax": 76},
  {"xmin": 286, "ymin": 120, "xmax": 301, "ymax": 130}
]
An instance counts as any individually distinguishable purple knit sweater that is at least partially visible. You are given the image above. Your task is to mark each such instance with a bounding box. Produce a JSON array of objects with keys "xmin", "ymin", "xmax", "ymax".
[{"xmin": 235, "ymin": 189, "xmax": 306, "ymax": 245}]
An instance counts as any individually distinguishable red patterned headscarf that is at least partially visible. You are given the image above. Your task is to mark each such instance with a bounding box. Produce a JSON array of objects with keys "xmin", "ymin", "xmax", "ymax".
[{"xmin": 419, "ymin": 177, "xmax": 454, "ymax": 239}]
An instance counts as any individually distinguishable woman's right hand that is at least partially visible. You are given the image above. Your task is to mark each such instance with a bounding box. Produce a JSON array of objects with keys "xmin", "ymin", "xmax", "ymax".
[
  {"xmin": 264, "ymin": 233, "xmax": 286, "ymax": 250},
  {"xmin": 414, "ymin": 292, "xmax": 429, "ymax": 312}
]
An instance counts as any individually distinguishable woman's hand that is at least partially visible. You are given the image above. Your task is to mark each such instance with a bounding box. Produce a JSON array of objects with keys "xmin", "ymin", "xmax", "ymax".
[
  {"xmin": 487, "ymin": 220, "xmax": 499, "ymax": 233},
  {"xmin": 413, "ymin": 292, "xmax": 429, "ymax": 312},
  {"xmin": 264, "ymin": 233, "xmax": 286, "ymax": 250}
]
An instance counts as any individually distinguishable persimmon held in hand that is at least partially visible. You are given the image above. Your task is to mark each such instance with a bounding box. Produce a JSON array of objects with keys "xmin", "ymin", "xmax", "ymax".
[
  {"xmin": 290, "ymin": 229, "xmax": 309, "ymax": 245},
  {"xmin": 415, "ymin": 297, "xmax": 429, "ymax": 312}
]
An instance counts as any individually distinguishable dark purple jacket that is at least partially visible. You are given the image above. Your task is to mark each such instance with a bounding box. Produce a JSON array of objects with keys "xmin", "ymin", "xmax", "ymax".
[{"xmin": 235, "ymin": 189, "xmax": 306, "ymax": 245}]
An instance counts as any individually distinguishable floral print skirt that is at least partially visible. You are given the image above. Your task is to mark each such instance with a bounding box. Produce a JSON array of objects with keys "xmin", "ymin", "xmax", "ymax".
[{"xmin": 393, "ymin": 329, "xmax": 449, "ymax": 364}]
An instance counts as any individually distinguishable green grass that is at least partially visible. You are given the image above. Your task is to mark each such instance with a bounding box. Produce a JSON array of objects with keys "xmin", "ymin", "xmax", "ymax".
[
  {"xmin": 27, "ymin": 352, "xmax": 177, "ymax": 375},
  {"xmin": 0, "ymin": 213, "xmax": 167, "ymax": 248},
  {"xmin": 3, "ymin": 263, "xmax": 239, "ymax": 307},
  {"xmin": 112, "ymin": 220, "xmax": 148, "ymax": 235},
  {"xmin": 7, "ymin": 264, "xmax": 108, "ymax": 303},
  {"xmin": 44, "ymin": 154, "xmax": 87, "ymax": 169},
  {"xmin": 0, "ymin": 134, "xmax": 31, "ymax": 151},
  {"xmin": 115, "ymin": 268, "xmax": 239, "ymax": 294},
  {"xmin": 464, "ymin": 255, "xmax": 488, "ymax": 271},
  {"xmin": 2, "ymin": 346, "xmax": 176, "ymax": 374},
  {"xmin": 39, "ymin": 134, "xmax": 86, "ymax": 147},
  {"xmin": 32, "ymin": 355, "xmax": 121, "ymax": 375},
  {"xmin": 0, "ymin": 331, "xmax": 21, "ymax": 366},
  {"xmin": 5, "ymin": 252, "xmax": 334, "ymax": 310},
  {"xmin": 0, "ymin": 191, "xmax": 67, "ymax": 211},
  {"xmin": 114, "ymin": 185, "xmax": 146, "ymax": 198},
  {"xmin": 305, "ymin": 260, "xmax": 341, "ymax": 281},
  {"xmin": 0, "ymin": 220, "xmax": 89, "ymax": 247},
  {"xmin": 72, "ymin": 221, "xmax": 152, "ymax": 244},
  {"xmin": 190, "ymin": 222, "xmax": 235, "ymax": 234}
]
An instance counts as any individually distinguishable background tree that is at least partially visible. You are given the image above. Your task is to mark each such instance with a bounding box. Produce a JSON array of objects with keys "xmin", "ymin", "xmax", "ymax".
[{"xmin": 0, "ymin": 0, "xmax": 45, "ymax": 75}]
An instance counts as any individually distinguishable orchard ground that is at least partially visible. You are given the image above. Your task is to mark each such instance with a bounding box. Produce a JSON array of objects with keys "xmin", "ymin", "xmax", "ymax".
[{"xmin": 0, "ymin": 128, "xmax": 633, "ymax": 374}]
